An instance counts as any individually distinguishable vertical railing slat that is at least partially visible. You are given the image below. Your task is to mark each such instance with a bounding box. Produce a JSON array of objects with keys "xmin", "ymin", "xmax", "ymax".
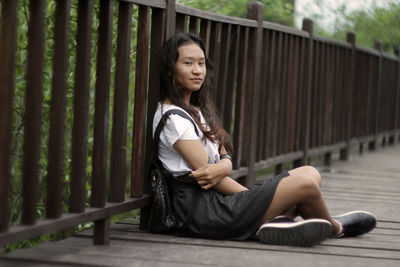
[
  {"xmin": 21, "ymin": 0, "xmax": 46, "ymax": 225},
  {"xmin": 266, "ymin": 31, "xmax": 276, "ymax": 159},
  {"xmin": 216, "ymin": 24, "xmax": 231, "ymax": 120},
  {"xmin": 189, "ymin": 16, "xmax": 200, "ymax": 34},
  {"xmin": 109, "ymin": 2, "xmax": 132, "ymax": 203},
  {"xmin": 131, "ymin": 5, "xmax": 150, "ymax": 198},
  {"xmin": 301, "ymin": 19, "xmax": 313, "ymax": 164},
  {"xmin": 394, "ymin": 47, "xmax": 400, "ymax": 140},
  {"xmin": 47, "ymin": 0, "xmax": 71, "ymax": 219},
  {"xmin": 223, "ymin": 25, "xmax": 239, "ymax": 132},
  {"xmin": 91, "ymin": 0, "xmax": 114, "ymax": 208},
  {"xmin": 0, "ymin": 0, "xmax": 18, "ymax": 231},
  {"xmin": 246, "ymin": 2, "xmax": 263, "ymax": 183},
  {"xmin": 232, "ymin": 26, "xmax": 248, "ymax": 170},
  {"xmin": 342, "ymin": 32, "xmax": 356, "ymax": 159},
  {"xmin": 208, "ymin": 22, "xmax": 222, "ymax": 103},
  {"xmin": 200, "ymin": 20, "xmax": 211, "ymax": 56},
  {"xmin": 140, "ymin": 7, "xmax": 166, "ymax": 230},
  {"xmin": 176, "ymin": 13, "xmax": 188, "ymax": 33},
  {"xmin": 258, "ymin": 29, "xmax": 269, "ymax": 160},
  {"xmin": 69, "ymin": 0, "xmax": 94, "ymax": 213}
]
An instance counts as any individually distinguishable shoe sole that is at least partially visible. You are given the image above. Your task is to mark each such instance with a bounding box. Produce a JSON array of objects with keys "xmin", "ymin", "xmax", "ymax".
[{"xmin": 256, "ymin": 219, "xmax": 332, "ymax": 247}]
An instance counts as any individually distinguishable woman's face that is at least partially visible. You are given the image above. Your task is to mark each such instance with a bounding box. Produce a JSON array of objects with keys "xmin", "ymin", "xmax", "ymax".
[{"xmin": 174, "ymin": 43, "xmax": 206, "ymax": 94}]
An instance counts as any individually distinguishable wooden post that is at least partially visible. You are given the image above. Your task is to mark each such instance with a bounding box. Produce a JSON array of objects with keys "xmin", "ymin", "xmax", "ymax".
[
  {"xmin": 21, "ymin": 0, "xmax": 46, "ymax": 225},
  {"xmin": 324, "ymin": 152, "xmax": 331, "ymax": 166},
  {"xmin": 301, "ymin": 18, "xmax": 314, "ymax": 165},
  {"xmin": 91, "ymin": 0, "xmax": 113, "ymax": 208},
  {"xmin": 109, "ymin": 1, "xmax": 132, "ymax": 203},
  {"xmin": 93, "ymin": 217, "xmax": 110, "ymax": 245},
  {"xmin": 131, "ymin": 5, "xmax": 150, "ymax": 198},
  {"xmin": 47, "ymin": 0, "xmax": 72, "ymax": 219},
  {"xmin": 369, "ymin": 40, "xmax": 383, "ymax": 151},
  {"xmin": 394, "ymin": 46, "xmax": 400, "ymax": 144},
  {"xmin": 91, "ymin": 0, "xmax": 114, "ymax": 246},
  {"xmin": 140, "ymin": 0, "xmax": 174, "ymax": 229},
  {"xmin": 69, "ymin": 0, "xmax": 94, "ymax": 213},
  {"xmin": 246, "ymin": 2, "xmax": 264, "ymax": 185},
  {"xmin": 0, "ymin": 0, "xmax": 18, "ymax": 231},
  {"xmin": 164, "ymin": 0, "xmax": 176, "ymax": 40},
  {"xmin": 340, "ymin": 32, "xmax": 356, "ymax": 160}
]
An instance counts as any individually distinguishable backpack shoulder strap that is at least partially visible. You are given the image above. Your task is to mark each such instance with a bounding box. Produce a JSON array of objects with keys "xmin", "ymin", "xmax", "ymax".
[{"xmin": 153, "ymin": 109, "xmax": 199, "ymax": 155}]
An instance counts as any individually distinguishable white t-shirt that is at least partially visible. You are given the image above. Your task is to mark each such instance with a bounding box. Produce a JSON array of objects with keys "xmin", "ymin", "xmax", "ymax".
[{"xmin": 152, "ymin": 103, "xmax": 220, "ymax": 176}]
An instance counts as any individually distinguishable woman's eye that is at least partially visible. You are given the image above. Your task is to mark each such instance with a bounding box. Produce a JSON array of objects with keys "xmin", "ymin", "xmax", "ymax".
[
  {"xmin": 199, "ymin": 62, "xmax": 205, "ymax": 66},
  {"xmin": 184, "ymin": 61, "xmax": 192, "ymax": 65}
]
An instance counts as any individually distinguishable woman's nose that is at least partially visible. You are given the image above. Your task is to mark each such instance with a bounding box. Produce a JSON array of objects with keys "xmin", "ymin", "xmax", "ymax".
[{"xmin": 193, "ymin": 64, "xmax": 202, "ymax": 74}]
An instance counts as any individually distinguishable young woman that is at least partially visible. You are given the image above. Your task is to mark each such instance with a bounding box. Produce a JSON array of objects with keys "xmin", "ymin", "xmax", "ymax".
[{"xmin": 152, "ymin": 32, "xmax": 376, "ymax": 246}]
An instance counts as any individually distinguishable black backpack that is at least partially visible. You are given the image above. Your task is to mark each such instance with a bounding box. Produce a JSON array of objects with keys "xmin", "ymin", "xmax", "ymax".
[{"xmin": 147, "ymin": 109, "xmax": 199, "ymax": 233}]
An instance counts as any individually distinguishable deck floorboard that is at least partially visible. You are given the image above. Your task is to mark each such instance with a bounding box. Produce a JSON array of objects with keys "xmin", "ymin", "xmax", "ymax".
[{"xmin": 1, "ymin": 145, "xmax": 400, "ymax": 266}]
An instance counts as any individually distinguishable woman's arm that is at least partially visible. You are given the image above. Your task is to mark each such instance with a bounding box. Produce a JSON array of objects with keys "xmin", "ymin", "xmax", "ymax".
[{"xmin": 173, "ymin": 140, "xmax": 247, "ymax": 194}]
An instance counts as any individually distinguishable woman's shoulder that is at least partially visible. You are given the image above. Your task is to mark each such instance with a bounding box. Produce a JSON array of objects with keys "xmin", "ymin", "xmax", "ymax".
[{"xmin": 153, "ymin": 102, "xmax": 192, "ymax": 129}]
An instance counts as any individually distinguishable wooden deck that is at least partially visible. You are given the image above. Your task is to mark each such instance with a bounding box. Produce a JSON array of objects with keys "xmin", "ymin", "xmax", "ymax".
[{"xmin": 1, "ymin": 144, "xmax": 400, "ymax": 266}]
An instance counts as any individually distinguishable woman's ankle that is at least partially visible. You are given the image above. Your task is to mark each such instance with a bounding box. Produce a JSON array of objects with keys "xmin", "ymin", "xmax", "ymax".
[{"xmin": 332, "ymin": 219, "xmax": 343, "ymax": 237}]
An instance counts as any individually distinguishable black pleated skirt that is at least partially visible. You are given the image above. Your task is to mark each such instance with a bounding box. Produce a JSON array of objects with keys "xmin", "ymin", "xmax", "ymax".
[{"xmin": 169, "ymin": 171, "xmax": 290, "ymax": 240}]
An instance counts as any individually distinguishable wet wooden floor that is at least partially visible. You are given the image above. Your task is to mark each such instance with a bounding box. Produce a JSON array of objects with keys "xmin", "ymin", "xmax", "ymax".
[{"xmin": 1, "ymin": 144, "xmax": 400, "ymax": 266}]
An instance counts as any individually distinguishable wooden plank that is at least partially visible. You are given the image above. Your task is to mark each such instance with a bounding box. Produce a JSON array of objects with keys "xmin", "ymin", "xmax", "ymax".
[
  {"xmin": 266, "ymin": 30, "xmax": 276, "ymax": 158},
  {"xmin": 188, "ymin": 16, "xmax": 200, "ymax": 34},
  {"xmin": 216, "ymin": 23, "xmax": 231, "ymax": 119},
  {"xmin": 45, "ymin": 0, "xmax": 72, "ymax": 216},
  {"xmin": 69, "ymin": 0, "xmax": 94, "ymax": 213},
  {"xmin": 232, "ymin": 26, "xmax": 249, "ymax": 169},
  {"xmin": 164, "ymin": 0, "xmax": 176, "ymax": 40},
  {"xmin": 91, "ymin": 0, "xmax": 114, "ymax": 208},
  {"xmin": 140, "ymin": 7, "xmax": 165, "ymax": 230},
  {"xmin": 222, "ymin": 25, "xmax": 239, "ymax": 132},
  {"xmin": 131, "ymin": 5, "xmax": 150, "ymax": 198},
  {"xmin": 199, "ymin": 19, "xmax": 211, "ymax": 56},
  {"xmin": 176, "ymin": 3, "xmax": 257, "ymax": 27},
  {"xmin": 2, "ymin": 145, "xmax": 400, "ymax": 266},
  {"xmin": 0, "ymin": 0, "xmax": 18, "ymax": 231},
  {"xmin": 120, "ymin": 0, "xmax": 166, "ymax": 9},
  {"xmin": 21, "ymin": 0, "xmax": 46, "ymax": 224},
  {"xmin": 109, "ymin": 2, "xmax": 132, "ymax": 203},
  {"xmin": 208, "ymin": 21, "xmax": 222, "ymax": 103},
  {"xmin": 0, "ymin": 196, "xmax": 151, "ymax": 246},
  {"xmin": 175, "ymin": 13, "xmax": 188, "ymax": 33},
  {"xmin": 4, "ymin": 234, "xmax": 400, "ymax": 266},
  {"xmin": 47, "ymin": 0, "xmax": 72, "ymax": 219},
  {"xmin": 258, "ymin": 29, "xmax": 269, "ymax": 160}
]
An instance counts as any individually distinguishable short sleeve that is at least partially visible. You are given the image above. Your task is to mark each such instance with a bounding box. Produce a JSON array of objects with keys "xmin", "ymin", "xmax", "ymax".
[{"xmin": 161, "ymin": 114, "xmax": 199, "ymax": 148}]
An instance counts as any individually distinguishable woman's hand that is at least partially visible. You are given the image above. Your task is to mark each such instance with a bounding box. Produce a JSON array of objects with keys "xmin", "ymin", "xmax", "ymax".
[
  {"xmin": 173, "ymin": 140, "xmax": 233, "ymax": 190},
  {"xmin": 190, "ymin": 162, "xmax": 229, "ymax": 190}
]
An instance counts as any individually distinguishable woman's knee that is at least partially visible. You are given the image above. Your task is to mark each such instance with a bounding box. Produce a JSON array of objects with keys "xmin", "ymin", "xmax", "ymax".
[
  {"xmin": 295, "ymin": 175, "xmax": 321, "ymax": 200},
  {"xmin": 289, "ymin": 165, "xmax": 322, "ymax": 186}
]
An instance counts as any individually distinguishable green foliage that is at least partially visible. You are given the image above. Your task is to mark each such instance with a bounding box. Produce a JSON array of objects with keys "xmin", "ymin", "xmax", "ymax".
[
  {"xmin": 177, "ymin": 0, "xmax": 294, "ymax": 26},
  {"xmin": 312, "ymin": 1, "xmax": 400, "ymax": 53},
  {"xmin": 5, "ymin": 0, "xmax": 139, "ymax": 252}
]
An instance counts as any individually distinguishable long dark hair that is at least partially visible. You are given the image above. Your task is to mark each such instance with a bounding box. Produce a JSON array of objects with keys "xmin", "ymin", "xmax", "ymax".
[{"xmin": 160, "ymin": 32, "xmax": 233, "ymax": 154}]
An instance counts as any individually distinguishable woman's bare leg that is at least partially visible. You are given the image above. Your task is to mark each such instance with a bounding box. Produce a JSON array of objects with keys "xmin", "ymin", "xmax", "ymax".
[
  {"xmin": 289, "ymin": 166, "xmax": 322, "ymax": 186},
  {"xmin": 278, "ymin": 166, "xmax": 323, "ymax": 219},
  {"xmin": 261, "ymin": 175, "xmax": 341, "ymax": 235}
]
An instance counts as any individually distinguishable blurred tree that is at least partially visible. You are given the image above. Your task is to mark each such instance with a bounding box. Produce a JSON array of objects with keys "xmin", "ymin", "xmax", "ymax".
[
  {"xmin": 312, "ymin": 1, "xmax": 400, "ymax": 53},
  {"xmin": 177, "ymin": 0, "xmax": 295, "ymax": 26}
]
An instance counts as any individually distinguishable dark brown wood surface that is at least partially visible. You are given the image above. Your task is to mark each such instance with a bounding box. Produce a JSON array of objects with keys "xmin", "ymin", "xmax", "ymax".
[
  {"xmin": 2, "ymin": 144, "xmax": 399, "ymax": 266},
  {"xmin": 1, "ymin": 0, "xmax": 399, "ymax": 251}
]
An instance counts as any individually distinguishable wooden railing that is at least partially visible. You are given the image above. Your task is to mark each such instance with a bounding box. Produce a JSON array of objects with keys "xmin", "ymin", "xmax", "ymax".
[{"xmin": 0, "ymin": 0, "xmax": 399, "ymax": 247}]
